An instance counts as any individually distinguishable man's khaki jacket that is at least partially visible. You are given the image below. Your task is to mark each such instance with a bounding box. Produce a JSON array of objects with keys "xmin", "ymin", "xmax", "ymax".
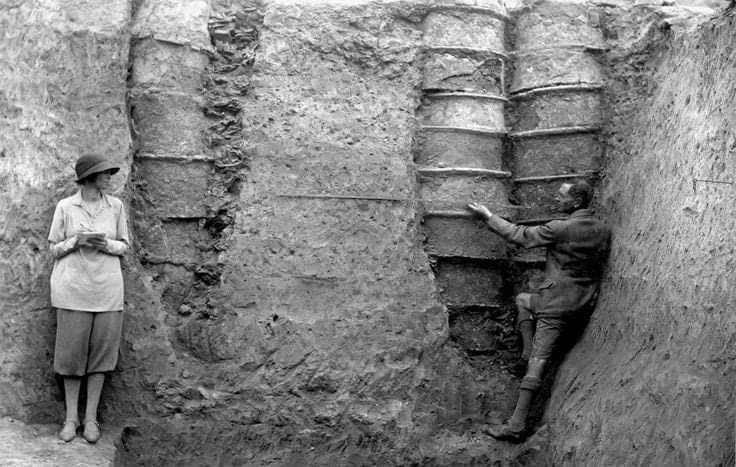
[{"xmin": 487, "ymin": 208, "xmax": 611, "ymax": 319}]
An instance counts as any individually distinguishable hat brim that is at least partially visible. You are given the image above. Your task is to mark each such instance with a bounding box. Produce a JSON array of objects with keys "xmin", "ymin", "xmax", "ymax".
[{"xmin": 76, "ymin": 161, "xmax": 120, "ymax": 182}]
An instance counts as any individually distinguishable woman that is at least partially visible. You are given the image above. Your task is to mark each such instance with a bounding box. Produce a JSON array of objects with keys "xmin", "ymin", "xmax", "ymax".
[{"xmin": 48, "ymin": 153, "xmax": 130, "ymax": 443}]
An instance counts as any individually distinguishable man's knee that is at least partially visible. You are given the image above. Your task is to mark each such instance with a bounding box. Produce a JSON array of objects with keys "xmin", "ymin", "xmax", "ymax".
[
  {"xmin": 516, "ymin": 293, "xmax": 534, "ymax": 324},
  {"xmin": 515, "ymin": 293, "xmax": 532, "ymax": 311}
]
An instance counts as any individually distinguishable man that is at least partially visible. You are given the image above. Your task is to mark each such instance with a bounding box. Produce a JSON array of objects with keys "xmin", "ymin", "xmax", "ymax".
[{"xmin": 467, "ymin": 180, "xmax": 611, "ymax": 442}]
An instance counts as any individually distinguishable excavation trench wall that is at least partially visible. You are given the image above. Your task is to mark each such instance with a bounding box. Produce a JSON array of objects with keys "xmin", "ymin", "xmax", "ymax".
[
  {"xmin": 119, "ymin": 0, "xmax": 543, "ymax": 464},
  {"xmin": 0, "ymin": 0, "xmax": 183, "ymax": 427},
  {"xmin": 0, "ymin": 0, "xmax": 731, "ymax": 466},
  {"xmin": 546, "ymin": 6, "xmax": 736, "ymax": 466},
  {"xmin": 0, "ymin": 0, "xmax": 154, "ymax": 422}
]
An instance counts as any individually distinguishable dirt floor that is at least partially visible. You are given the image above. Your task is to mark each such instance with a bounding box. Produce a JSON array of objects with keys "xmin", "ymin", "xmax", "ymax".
[{"xmin": 0, "ymin": 418, "xmax": 119, "ymax": 466}]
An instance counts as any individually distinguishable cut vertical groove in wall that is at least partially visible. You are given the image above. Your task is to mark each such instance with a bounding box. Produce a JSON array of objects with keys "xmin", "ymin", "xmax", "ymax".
[{"xmin": 415, "ymin": 0, "xmax": 513, "ymax": 355}]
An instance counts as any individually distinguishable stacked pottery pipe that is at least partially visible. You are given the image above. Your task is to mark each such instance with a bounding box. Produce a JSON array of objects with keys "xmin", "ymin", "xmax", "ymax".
[{"xmin": 416, "ymin": 0, "xmax": 512, "ymax": 352}]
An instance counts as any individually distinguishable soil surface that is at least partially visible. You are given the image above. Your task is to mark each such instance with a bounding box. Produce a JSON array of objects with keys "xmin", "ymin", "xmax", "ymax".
[{"xmin": 0, "ymin": 417, "xmax": 119, "ymax": 466}]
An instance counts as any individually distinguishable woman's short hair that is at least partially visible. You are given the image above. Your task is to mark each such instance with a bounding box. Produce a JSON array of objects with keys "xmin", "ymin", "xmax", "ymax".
[{"xmin": 75, "ymin": 175, "xmax": 93, "ymax": 185}]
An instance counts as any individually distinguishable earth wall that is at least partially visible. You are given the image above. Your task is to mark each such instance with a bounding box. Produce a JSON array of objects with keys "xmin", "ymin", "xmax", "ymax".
[
  {"xmin": 2, "ymin": 1, "xmax": 733, "ymax": 466},
  {"xmin": 1, "ymin": 1, "xmax": 519, "ymax": 465},
  {"xmin": 546, "ymin": 7, "xmax": 736, "ymax": 466}
]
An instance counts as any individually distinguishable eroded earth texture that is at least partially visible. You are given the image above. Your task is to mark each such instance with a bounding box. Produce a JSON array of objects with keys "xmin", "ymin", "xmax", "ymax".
[{"xmin": 0, "ymin": 0, "xmax": 733, "ymax": 466}]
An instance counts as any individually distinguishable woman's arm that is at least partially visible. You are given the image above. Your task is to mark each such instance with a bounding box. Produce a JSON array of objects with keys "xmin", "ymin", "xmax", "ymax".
[
  {"xmin": 100, "ymin": 238, "xmax": 129, "ymax": 256},
  {"xmin": 49, "ymin": 236, "xmax": 80, "ymax": 259},
  {"xmin": 98, "ymin": 200, "xmax": 130, "ymax": 256},
  {"xmin": 48, "ymin": 203, "xmax": 80, "ymax": 259}
]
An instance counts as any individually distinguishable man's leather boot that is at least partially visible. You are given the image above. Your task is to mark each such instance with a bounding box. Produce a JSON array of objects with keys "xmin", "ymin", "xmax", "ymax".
[{"xmin": 487, "ymin": 357, "xmax": 547, "ymax": 442}]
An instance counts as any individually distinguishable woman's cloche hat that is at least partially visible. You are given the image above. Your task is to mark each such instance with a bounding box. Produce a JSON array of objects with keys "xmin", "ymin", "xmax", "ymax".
[{"xmin": 75, "ymin": 153, "xmax": 120, "ymax": 182}]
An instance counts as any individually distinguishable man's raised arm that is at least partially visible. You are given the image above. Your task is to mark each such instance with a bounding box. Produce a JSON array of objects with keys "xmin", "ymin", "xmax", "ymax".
[{"xmin": 466, "ymin": 202, "xmax": 558, "ymax": 249}]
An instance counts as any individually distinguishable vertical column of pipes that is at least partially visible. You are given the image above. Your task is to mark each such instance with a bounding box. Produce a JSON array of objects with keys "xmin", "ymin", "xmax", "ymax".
[
  {"xmin": 129, "ymin": 1, "xmax": 255, "ymax": 347},
  {"xmin": 507, "ymin": 1, "xmax": 606, "ymax": 285},
  {"xmin": 417, "ymin": 1, "xmax": 513, "ymax": 352},
  {"xmin": 129, "ymin": 1, "xmax": 215, "ymax": 268}
]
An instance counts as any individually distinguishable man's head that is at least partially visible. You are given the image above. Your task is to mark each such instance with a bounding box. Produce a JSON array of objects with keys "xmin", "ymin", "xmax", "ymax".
[{"xmin": 555, "ymin": 180, "xmax": 593, "ymax": 213}]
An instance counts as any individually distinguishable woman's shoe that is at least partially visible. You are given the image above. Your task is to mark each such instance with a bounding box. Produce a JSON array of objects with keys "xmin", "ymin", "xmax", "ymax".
[
  {"xmin": 58, "ymin": 420, "xmax": 79, "ymax": 442},
  {"xmin": 82, "ymin": 420, "xmax": 101, "ymax": 443}
]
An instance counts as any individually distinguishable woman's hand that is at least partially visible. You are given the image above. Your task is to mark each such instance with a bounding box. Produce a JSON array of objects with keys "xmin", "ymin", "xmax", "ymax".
[
  {"xmin": 74, "ymin": 235, "xmax": 92, "ymax": 248},
  {"xmin": 69, "ymin": 234, "xmax": 88, "ymax": 251},
  {"xmin": 467, "ymin": 202, "xmax": 493, "ymax": 220},
  {"xmin": 86, "ymin": 237, "xmax": 108, "ymax": 251}
]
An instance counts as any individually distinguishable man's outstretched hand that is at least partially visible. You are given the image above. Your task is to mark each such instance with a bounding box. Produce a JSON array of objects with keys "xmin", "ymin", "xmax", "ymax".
[{"xmin": 467, "ymin": 202, "xmax": 492, "ymax": 220}]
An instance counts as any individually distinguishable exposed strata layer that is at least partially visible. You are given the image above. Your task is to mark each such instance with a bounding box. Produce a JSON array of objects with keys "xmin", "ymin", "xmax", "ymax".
[
  {"xmin": 119, "ymin": 0, "xmax": 521, "ymax": 464},
  {"xmin": 0, "ymin": 0, "xmax": 728, "ymax": 466}
]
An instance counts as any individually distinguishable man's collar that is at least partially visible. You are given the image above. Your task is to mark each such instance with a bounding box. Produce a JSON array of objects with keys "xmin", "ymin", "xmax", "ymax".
[
  {"xmin": 71, "ymin": 190, "xmax": 112, "ymax": 207},
  {"xmin": 569, "ymin": 208, "xmax": 593, "ymax": 218}
]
